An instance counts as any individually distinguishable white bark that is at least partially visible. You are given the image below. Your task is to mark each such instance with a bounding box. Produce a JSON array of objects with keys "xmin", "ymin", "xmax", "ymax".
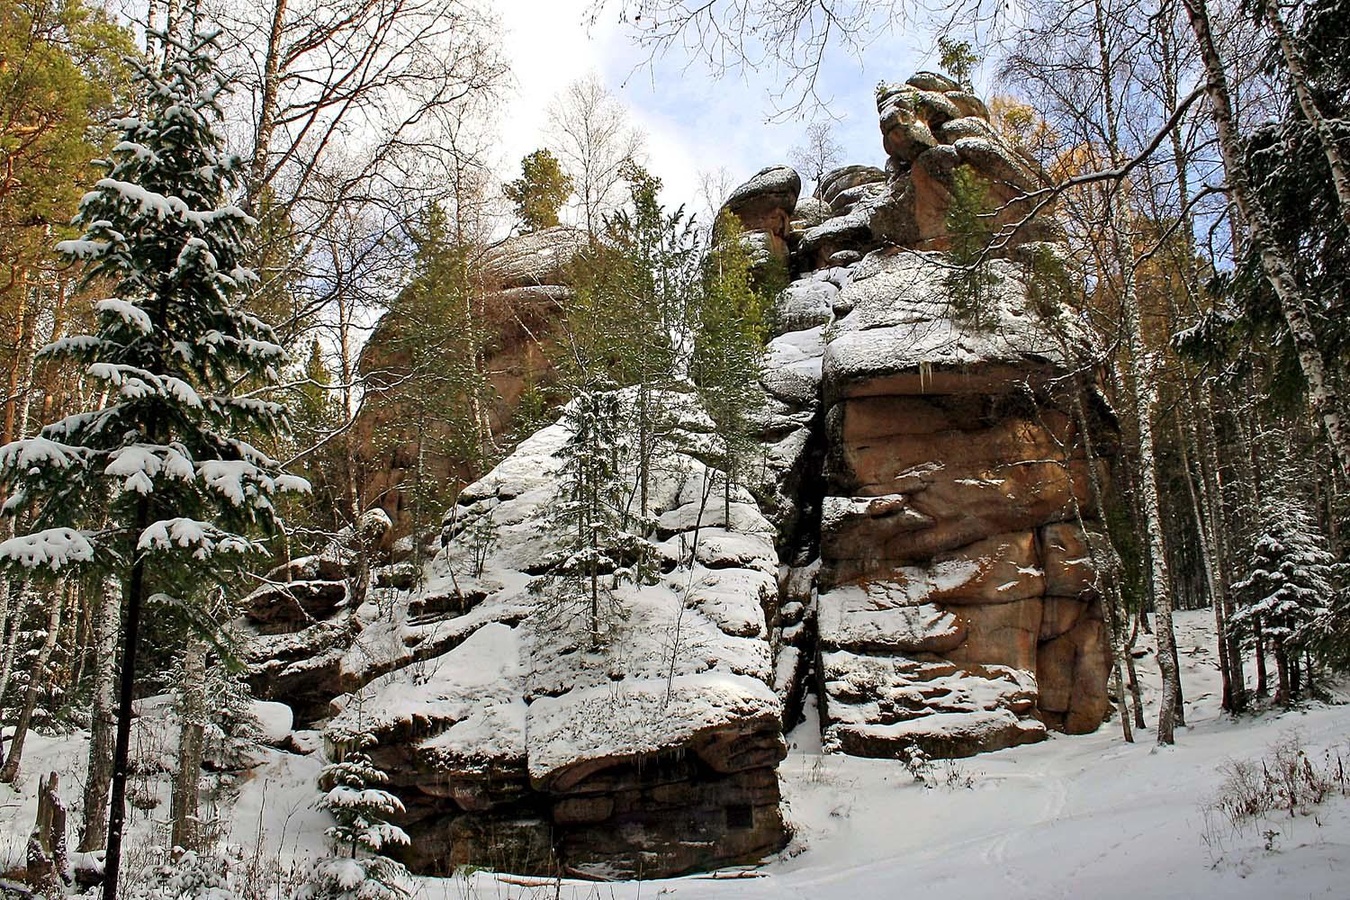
[
  {"xmin": 79, "ymin": 577, "xmax": 121, "ymax": 851},
  {"xmin": 0, "ymin": 583, "xmax": 68, "ymax": 782},
  {"xmin": 1095, "ymin": 0, "xmax": 1182, "ymax": 743},
  {"xmin": 1261, "ymin": 0, "xmax": 1350, "ymax": 227},
  {"xmin": 1183, "ymin": 0, "xmax": 1350, "ymax": 479}
]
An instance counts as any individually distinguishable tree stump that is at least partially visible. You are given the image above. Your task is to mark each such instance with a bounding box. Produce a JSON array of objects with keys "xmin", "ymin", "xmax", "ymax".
[{"xmin": 26, "ymin": 772, "xmax": 68, "ymax": 894}]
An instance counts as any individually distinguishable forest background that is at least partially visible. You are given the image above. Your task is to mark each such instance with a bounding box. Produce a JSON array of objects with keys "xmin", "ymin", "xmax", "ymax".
[{"xmin": 0, "ymin": 0, "xmax": 1348, "ymax": 896}]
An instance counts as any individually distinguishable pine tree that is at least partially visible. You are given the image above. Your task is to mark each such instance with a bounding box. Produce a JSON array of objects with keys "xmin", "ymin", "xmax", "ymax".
[
  {"xmin": 127, "ymin": 850, "xmax": 241, "ymax": 900},
  {"xmin": 944, "ymin": 166, "xmax": 1001, "ymax": 329},
  {"xmin": 694, "ymin": 211, "xmax": 768, "ymax": 512},
  {"xmin": 502, "ymin": 148, "xmax": 573, "ymax": 232},
  {"xmin": 563, "ymin": 162, "xmax": 700, "ymax": 518},
  {"xmin": 0, "ymin": 13, "xmax": 306, "ymax": 898},
  {"xmin": 533, "ymin": 387, "xmax": 655, "ymax": 650},
  {"xmin": 296, "ymin": 733, "xmax": 409, "ymax": 900},
  {"xmin": 1231, "ymin": 490, "xmax": 1343, "ymax": 704}
]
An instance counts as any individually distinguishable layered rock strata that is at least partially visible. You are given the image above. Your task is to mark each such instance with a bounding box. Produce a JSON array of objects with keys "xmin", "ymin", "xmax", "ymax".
[
  {"xmin": 756, "ymin": 250, "xmax": 1112, "ymax": 758},
  {"xmin": 250, "ymin": 393, "xmax": 788, "ymax": 878},
  {"xmin": 250, "ymin": 72, "xmax": 1116, "ymax": 878},
  {"xmin": 728, "ymin": 71, "xmax": 1112, "ymax": 759}
]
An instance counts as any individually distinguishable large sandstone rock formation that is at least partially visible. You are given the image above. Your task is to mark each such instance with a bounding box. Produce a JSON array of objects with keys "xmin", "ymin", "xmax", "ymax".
[
  {"xmin": 353, "ymin": 226, "xmax": 587, "ymax": 532},
  {"xmin": 250, "ymin": 74, "xmax": 1115, "ymax": 879},
  {"xmin": 729, "ymin": 71, "xmax": 1112, "ymax": 758},
  {"xmin": 249, "ymin": 392, "xmax": 788, "ymax": 878},
  {"xmin": 756, "ymin": 250, "xmax": 1112, "ymax": 758}
]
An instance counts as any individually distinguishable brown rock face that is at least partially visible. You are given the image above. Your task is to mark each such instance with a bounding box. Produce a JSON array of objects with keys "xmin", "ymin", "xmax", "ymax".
[
  {"xmin": 352, "ymin": 226, "xmax": 586, "ymax": 534},
  {"xmin": 751, "ymin": 75, "xmax": 1115, "ymax": 755},
  {"xmin": 722, "ymin": 165, "xmax": 802, "ymax": 272},
  {"xmin": 817, "ymin": 374, "xmax": 1113, "ymax": 745}
]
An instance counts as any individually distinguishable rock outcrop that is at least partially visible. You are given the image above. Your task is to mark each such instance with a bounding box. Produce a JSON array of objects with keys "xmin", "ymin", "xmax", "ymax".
[
  {"xmin": 251, "ymin": 393, "xmax": 788, "ymax": 878},
  {"xmin": 763, "ymin": 72, "xmax": 1060, "ymax": 273},
  {"xmin": 725, "ymin": 71, "xmax": 1112, "ymax": 759},
  {"xmin": 353, "ymin": 225, "xmax": 587, "ymax": 533},
  {"xmin": 757, "ymin": 250, "xmax": 1112, "ymax": 758},
  {"xmin": 252, "ymin": 74, "xmax": 1116, "ymax": 879},
  {"xmin": 724, "ymin": 165, "xmax": 801, "ymax": 272}
]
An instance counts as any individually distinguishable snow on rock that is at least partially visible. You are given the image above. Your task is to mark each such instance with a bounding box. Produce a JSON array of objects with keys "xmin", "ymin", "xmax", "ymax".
[
  {"xmin": 728, "ymin": 74, "xmax": 1112, "ymax": 764},
  {"xmin": 257, "ymin": 388, "xmax": 788, "ymax": 879},
  {"xmin": 820, "ymin": 650, "xmax": 1045, "ymax": 758},
  {"xmin": 821, "ymin": 250, "xmax": 1080, "ymax": 402},
  {"xmin": 251, "ymin": 700, "xmax": 294, "ymax": 745}
]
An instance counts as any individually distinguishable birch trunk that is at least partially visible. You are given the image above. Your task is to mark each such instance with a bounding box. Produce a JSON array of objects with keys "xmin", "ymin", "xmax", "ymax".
[
  {"xmin": 0, "ymin": 583, "xmax": 68, "ymax": 782},
  {"xmin": 248, "ymin": 0, "xmax": 288, "ymax": 204},
  {"xmin": 1182, "ymin": 0, "xmax": 1350, "ymax": 478},
  {"xmin": 1093, "ymin": 0, "xmax": 1181, "ymax": 741},
  {"xmin": 1260, "ymin": 0, "xmax": 1350, "ymax": 227},
  {"xmin": 80, "ymin": 577, "xmax": 121, "ymax": 851}
]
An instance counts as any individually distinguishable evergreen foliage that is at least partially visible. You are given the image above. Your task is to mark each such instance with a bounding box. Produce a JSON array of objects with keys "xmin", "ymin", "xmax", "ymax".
[
  {"xmin": 0, "ymin": 17, "xmax": 306, "ymax": 895},
  {"xmin": 533, "ymin": 387, "xmax": 656, "ymax": 650},
  {"xmin": 366, "ymin": 203, "xmax": 496, "ymax": 552},
  {"xmin": 937, "ymin": 35, "xmax": 979, "ymax": 88},
  {"xmin": 0, "ymin": 25, "xmax": 306, "ymax": 578},
  {"xmin": 297, "ymin": 732, "xmax": 409, "ymax": 900},
  {"xmin": 944, "ymin": 166, "xmax": 1001, "ymax": 329},
  {"xmin": 503, "ymin": 148, "xmax": 573, "ymax": 231},
  {"xmin": 561, "ymin": 162, "xmax": 701, "ymax": 520},
  {"xmin": 1231, "ymin": 489, "xmax": 1345, "ymax": 700},
  {"xmin": 126, "ymin": 849, "xmax": 242, "ymax": 900},
  {"xmin": 693, "ymin": 212, "xmax": 769, "ymax": 503}
]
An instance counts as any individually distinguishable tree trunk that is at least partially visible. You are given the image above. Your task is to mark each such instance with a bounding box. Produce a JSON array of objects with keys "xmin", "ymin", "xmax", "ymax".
[
  {"xmin": 1068, "ymin": 377, "xmax": 1133, "ymax": 742},
  {"xmin": 0, "ymin": 583, "xmax": 68, "ymax": 783},
  {"xmin": 1182, "ymin": 0, "xmax": 1350, "ymax": 478},
  {"xmin": 170, "ymin": 632, "xmax": 208, "ymax": 850},
  {"xmin": 27, "ymin": 772, "xmax": 68, "ymax": 895},
  {"xmin": 1124, "ymin": 618, "xmax": 1147, "ymax": 731},
  {"xmin": 1260, "ymin": 0, "xmax": 1350, "ymax": 227},
  {"xmin": 248, "ymin": 0, "xmax": 288, "ymax": 204},
  {"xmin": 1197, "ymin": 388, "xmax": 1247, "ymax": 710},
  {"xmin": 80, "ymin": 578, "xmax": 121, "ymax": 851},
  {"xmin": 103, "ymin": 502, "xmax": 150, "ymax": 900},
  {"xmin": 1254, "ymin": 618, "xmax": 1269, "ymax": 697},
  {"xmin": 1119, "ymin": 235, "xmax": 1182, "ymax": 744},
  {"xmin": 1273, "ymin": 637, "xmax": 1291, "ymax": 706}
]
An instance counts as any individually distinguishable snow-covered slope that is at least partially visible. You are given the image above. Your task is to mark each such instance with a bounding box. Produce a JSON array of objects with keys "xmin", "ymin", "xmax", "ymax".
[
  {"xmin": 420, "ymin": 609, "xmax": 1350, "ymax": 898},
  {"xmin": 7, "ymin": 611, "xmax": 1342, "ymax": 899}
]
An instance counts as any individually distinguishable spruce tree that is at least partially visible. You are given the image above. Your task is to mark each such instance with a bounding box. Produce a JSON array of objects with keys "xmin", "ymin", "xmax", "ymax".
[
  {"xmin": 944, "ymin": 165, "xmax": 1001, "ymax": 329},
  {"xmin": 0, "ymin": 14, "xmax": 305, "ymax": 898},
  {"xmin": 533, "ymin": 387, "xmax": 655, "ymax": 650},
  {"xmin": 297, "ymin": 732, "xmax": 409, "ymax": 900},
  {"xmin": 694, "ymin": 211, "xmax": 768, "ymax": 513},
  {"xmin": 1231, "ymin": 490, "xmax": 1343, "ymax": 704},
  {"xmin": 563, "ymin": 162, "xmax": 700, "ymax": 518}
]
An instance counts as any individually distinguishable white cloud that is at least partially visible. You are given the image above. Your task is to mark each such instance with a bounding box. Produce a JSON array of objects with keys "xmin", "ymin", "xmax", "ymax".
[{"xmin": 493, "ymin": 0, "xmax": 929, "ymax": 214}]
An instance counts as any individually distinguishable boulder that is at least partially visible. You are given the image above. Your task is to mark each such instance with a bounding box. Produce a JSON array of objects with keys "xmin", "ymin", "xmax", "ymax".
[
  {"xmin": 480, "ymin": 225, "xmax": 589, "ymax": 290},
  {"xmin": 724, "ymin": 165, "xmax": 801, "ymax": 241},
  {"xmin": 291, "ymin": 390, "xmax": 789, "ymax": 879},
  {"xmin": 792, "ymin": 196, "xmax": 834, "ymax": 228}
]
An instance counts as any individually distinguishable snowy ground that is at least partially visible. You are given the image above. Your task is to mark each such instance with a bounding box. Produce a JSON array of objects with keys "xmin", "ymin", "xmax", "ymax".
[{"xmin": 3, "ymin": 609, "xmax": 1348, "ymax": 898}]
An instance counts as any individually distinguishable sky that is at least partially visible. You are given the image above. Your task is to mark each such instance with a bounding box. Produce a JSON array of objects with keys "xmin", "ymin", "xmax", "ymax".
[{"xmin": 492, "ymin": 0, "xmax": 961, "ymax": 219}]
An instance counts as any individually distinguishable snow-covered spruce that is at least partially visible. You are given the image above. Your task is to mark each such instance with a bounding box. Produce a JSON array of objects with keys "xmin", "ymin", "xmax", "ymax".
[
  {"xmin": 295, "ymin": 731, "xmax": 410, "ymax": 900},
  {"xmin": 1232, "ymin": 489, "xmax": 1344, "ymax": 704},
  {"xmin": 0, "ymin": 20, "xmax": 306, "ymax": 891}
]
